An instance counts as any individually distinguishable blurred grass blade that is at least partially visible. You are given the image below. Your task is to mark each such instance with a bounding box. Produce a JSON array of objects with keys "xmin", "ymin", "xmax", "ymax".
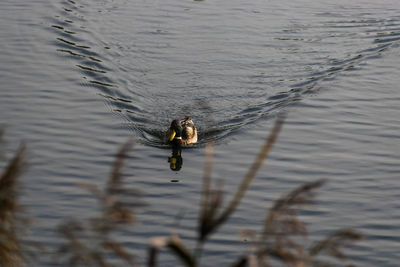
[
  {"xmin": 149, "ymin": 235, "xmax": 196, "ymax": 267},
  {"xmin": 309, "ymin": 229, "xmax": 363, "ymax": 262},
  {"xmin": 263, "ymin": 179, "xmax": 325, "ymax": 239},
  {"xmin": 216, "ymin": 115, "xmax": 286, "ymax": 230},
  {"xmin": 148, "ymin": 237, "xmax": 168, "ymax": 267},
  {"xmin": 231, "ymin": 256, "xmax": 247, "ymax": 267},
  {"xmin": 0, "ymin": 144, "xmax": 26, "ymax": 218},
  {"xmin": 257, "ymin": 179, "xmax": 326, "ymax": 265},
  {"xmin": 57, "ymin": 139, "xmax": 138, "ymax": 266},
  {"xmin": 197, "ymin": 115, "xmax": 286, "ymax": 245},
  {"xmin": 0, "ymin": 142, "xmax": 27, "ymax": 267},
  {"xmin": 198, "ymin": 140, "xmax": 215, "ymax": 241},
  {"xmin": 107, "ymin": 138, "xmax": 135, "ymax": 194},
  {"xmin": 102, "ymin": 241, "xmax": 135, "ymax": 265},
  {"xmin": 167, "ymin": 235, "xmax": 196, "ymax": 267}
]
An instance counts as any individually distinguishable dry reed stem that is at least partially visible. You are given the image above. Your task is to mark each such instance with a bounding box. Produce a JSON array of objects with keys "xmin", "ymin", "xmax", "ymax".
[
  {"xmin": 198, "ymin": 140, "xmax": 215, "ymax": 245},
  {"xmin": 218, "ymin": 114, "xmax": 286, "ymax": 225},
  {"xmin": 249, "ymin": 179, "xmax": 364, "ymax": 267},
  {"xmin": 57, "ymin": 139, "xmax": 138, "ymax": 266},
  {"xmin": 263, "ymin": 179, "xmax": 326, "ymax": 239},
  {"xmin": 0, "ymin": 136, "xmax": 26, "ymax": 267},
  {"xmin": 107, "ymin": 139, "xmax": 135, "ymax": 194},
  {"xmin": 149, "ymin": 235, "xmax": 196, "ymax": 267},
  {"xmin": 256, "ymin": 179, "xmax": 325, "ymax": 265},
  {"xmin": 308, "ymin": 228, "xmax": 363, "ymax": 265},
  {"xmin": 198, "ymin": 114, "xmax": 286, "ymax": 244},
  {"xmin": 0, "ymin": 119, "xmax": 365, "ymax": 267}
]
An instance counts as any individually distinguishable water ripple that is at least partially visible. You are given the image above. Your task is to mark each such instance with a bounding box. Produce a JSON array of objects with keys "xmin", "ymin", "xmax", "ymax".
[{"xmin": 47, "ymin": 0, "xmax": 400, "ymax": 148}]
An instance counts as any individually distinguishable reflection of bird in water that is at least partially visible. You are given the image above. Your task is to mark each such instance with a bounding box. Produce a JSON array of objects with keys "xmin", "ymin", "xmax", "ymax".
[
  {"xmin": 168, "ymin": 147, "xmax": 183, "ymax": 171},
  {"xmin": 167, "ymin": 117, "xmax": 198, "ymax": 147},
  {"xmin": 166, "ymin": 117, "xmax": 197, "ymax": 171}
]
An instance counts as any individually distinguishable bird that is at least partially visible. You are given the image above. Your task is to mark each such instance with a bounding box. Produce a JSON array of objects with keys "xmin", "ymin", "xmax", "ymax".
[{"xmin": 167, "ymin": 117, "xmax": 198, "ymax": 146}]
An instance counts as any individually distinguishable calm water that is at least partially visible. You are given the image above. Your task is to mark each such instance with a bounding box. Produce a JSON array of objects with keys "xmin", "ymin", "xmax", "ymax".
[{"xmin": 1, "ymin": 0, "xmax": 400, "ymax": 265}]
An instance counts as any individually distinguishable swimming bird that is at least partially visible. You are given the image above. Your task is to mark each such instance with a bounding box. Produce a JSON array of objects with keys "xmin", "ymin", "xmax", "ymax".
[{"xmin": 167, "ymin": 117, "xmax": 198, "ymax": 146}]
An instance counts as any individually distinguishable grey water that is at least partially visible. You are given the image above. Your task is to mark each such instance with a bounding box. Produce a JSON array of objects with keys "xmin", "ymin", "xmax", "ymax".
[{"xmin": 1, "ymin": 0, "xmax": 400, "ymax": 265}]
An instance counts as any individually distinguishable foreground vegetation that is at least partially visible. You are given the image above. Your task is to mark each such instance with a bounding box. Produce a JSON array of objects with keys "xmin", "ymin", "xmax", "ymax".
[{"xmin": 0, "ymin": 117, "xmax": 362, "ymax": 266}]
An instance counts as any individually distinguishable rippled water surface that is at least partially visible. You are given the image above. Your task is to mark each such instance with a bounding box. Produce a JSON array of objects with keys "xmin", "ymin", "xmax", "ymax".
[{"xmin": 1, "ymin": 0, "xmax": 400, "ymax": 265}]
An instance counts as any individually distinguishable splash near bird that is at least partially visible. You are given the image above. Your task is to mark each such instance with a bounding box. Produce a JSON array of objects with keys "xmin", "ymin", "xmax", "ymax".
[{"xmin": 167, "ymin": 117, "xmax": 198, "ymax": 147}]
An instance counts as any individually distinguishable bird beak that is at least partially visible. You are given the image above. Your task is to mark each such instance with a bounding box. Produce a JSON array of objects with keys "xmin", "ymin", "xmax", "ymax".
[{"xmin": 168, "ymin": 129, "xmax": 176, "ymax": 141}]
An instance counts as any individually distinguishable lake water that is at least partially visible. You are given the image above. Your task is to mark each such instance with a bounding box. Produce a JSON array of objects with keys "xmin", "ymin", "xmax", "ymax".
[{"xmin": 1, "ymin": 0, "xmax": 400, "ymax": 265}]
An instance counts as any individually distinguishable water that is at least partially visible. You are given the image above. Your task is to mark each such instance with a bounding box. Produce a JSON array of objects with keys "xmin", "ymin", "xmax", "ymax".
[{"xmin": 1, "ymin": 0, "xmax": 400, "ymax": 265}]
